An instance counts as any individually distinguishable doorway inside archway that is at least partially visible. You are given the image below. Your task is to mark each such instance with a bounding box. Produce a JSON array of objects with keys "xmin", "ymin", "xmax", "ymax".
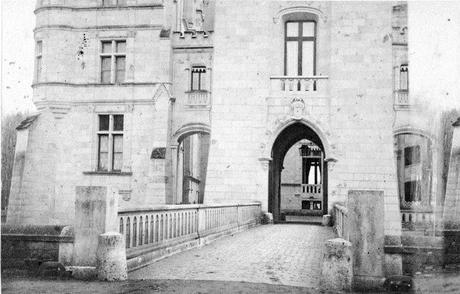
[
  {"xmin": 269, "ymin": 122, "xmax": 328, "ymax": 222},
  {"xmin": 176, "ymin": 132, "xmax": 210, "ymax": 204}
]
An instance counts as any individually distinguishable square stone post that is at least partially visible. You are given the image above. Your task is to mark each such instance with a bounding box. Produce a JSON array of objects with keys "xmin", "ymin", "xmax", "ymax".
[
  {"xmin": 73, "ymin": 186, "xmax": 118, "ymax": 266},
  {"xmin": 443, "ymin": 118, "xmax": 460, "ymax": 227},
  {"xmin": 347, "ymin": 190, "xmax": 385, "ymax": 291}
]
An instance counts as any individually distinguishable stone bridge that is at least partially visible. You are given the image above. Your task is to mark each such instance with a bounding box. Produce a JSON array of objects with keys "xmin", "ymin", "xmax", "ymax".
[{"xmin": 129, "ymin": 223, "xmax": 335, "ymax": 288}]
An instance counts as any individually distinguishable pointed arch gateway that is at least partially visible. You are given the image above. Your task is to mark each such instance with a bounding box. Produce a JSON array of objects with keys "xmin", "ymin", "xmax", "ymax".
[{"xmin": 269, "ymin": 122, "xmax": 328, "ymax": 222}]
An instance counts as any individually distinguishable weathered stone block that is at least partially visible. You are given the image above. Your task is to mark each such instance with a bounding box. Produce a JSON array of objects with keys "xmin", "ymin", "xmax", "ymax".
[
  {"xmin": 320, "ymin": 238, "xmax": 353, "ymax": 292},
  {"xmin": 96, "ymin": 232, "xmax": 127, "ymax": 281},
  {"xmin": 347, "ymin": 190, "xmax": 386, "ymax": 290},
  {"xmin": 73, "ymin": 186, "xmax": 118, "ymax": 266}
]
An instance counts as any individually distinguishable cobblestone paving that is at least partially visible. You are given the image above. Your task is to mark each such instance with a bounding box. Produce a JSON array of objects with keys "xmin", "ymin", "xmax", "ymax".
[{"xmin": 130, "ymin": 224, "xmax": 335, "ymax": 288}]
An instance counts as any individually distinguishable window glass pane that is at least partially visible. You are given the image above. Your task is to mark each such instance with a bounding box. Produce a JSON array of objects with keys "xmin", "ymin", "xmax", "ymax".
[
  {"xmin": 191, "ymin": 72, "xmax": 200, "ymax": 90},
  {"xmin": 286, "ymin": 41, "xmax": 298, "ymax": 76},
  {"xmin": 113, "ymin": 135, "xmax": 123, "ymax": 152},
  {"xmin": 98, "ymin": 135, "xmax": 109, "ymax": 171},
  {"xmin": 116, "ymin": 41, "xmax": 126, "ymax": 53},
  {"xmin": 303, "ymin": 22, "xmax": 315, "ymax": 37},
  {"xmin": 113, "ymin": 135, "xmax": 123, "ymax": 171},
  {"xmin": 102, "ymin": 41, "xmax": 112, "ymax": 53},
  {"xmin": 99, "ymin": 115, "xmax": 109, "ymax": 131},
  {"xmin": 101, "ymin": 57, "xmax": 112, "ymax": 83},
  {"xmin": 404, "ymin": 145, "xmax": 420, "ymax": 166},
  {"xmin": 286, "ymin": 22, "xmax": 299, "ymax": 37},
  {"xmin": 302, "ymin": 41, "xmax": 314, "ymax": 76},
  {"xmin": 400, "ymin": 65, "xmax": 408, "ymax": 90},
  {"xmin": 115, "ymin": 56, "xmax": 125, "ymax": 83},
  {"xmin": 113, "ymin": 115, "xmax": 124, "ymax": 131}
]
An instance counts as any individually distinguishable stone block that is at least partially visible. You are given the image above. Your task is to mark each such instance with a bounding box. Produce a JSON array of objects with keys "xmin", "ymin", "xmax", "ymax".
[
  {"xmin": 96, "ymin": 232, "xmax": 127, "ymax": 281},
  {"xmin": 261, "ymin": 212, "xmax": 273, "ymax": 224},
  {"xmin": 347, "ymin": 190, "xmax": 386, "ymax": 290},
  {"xmin": 58, "ymin": 226, "xmax": 74, "ymax": 266},
  {"xmin": 68, "ymin": 266, "xmax": 97, "ymax": 280},
  {"xmin": 73, "ymin": 186, "xmax": 118, "ymax": 266},
  {"xmin": 320, "ymin": 238, "xmax": 353, "ymax": 292},
  {"xmin": 322, "ymin": 214, "xmax": 332, "ymax": 226}
]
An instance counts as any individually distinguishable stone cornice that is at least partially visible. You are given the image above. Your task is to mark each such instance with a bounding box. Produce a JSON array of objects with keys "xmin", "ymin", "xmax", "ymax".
[
  {"xmin": 35, "ymin": 4, "xmax": 163, "ymax": 14},
  {"xmin": 32, "ymin": 82, "xmax": 165, "ymax": 88},
  {"xmin": 34, "ymin": 24, "xmax": 162, "ymax": 33}
]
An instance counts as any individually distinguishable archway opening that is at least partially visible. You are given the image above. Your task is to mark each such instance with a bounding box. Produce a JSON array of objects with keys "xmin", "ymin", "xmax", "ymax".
[
  {"xmin": 176, "ymin": 132, "xmax": 210, "ymax": 204},
  {"xmin": 269, "ymin": 122, "xmax": 327, "ymax": 222}
]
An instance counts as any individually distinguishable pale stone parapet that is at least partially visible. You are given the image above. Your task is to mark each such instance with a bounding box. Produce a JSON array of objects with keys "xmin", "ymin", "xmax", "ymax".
[{"xmin": 118, "ymin": 203, "xmax": 261, "ymax": 250}]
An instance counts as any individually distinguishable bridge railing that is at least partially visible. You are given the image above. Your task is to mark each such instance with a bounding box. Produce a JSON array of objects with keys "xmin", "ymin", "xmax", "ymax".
[
  {"xmin": 333, "ymin": 203, "xmax": 349, "ymax": 241},
  {"xmin": 118, "ymin": 203, "xmax": 261, "ymax": 256}
]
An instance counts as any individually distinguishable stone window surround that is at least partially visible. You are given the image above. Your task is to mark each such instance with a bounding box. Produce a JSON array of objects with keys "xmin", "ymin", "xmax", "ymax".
[
  {"xmin": 185, "ymin": 63, "xmax": 211, "ymax": 93},
  {"xmin": 86, "ymin": 104, "xmax": 134, "ymax": 175},
  {"xmin": 35, "ymin": 40, "xmax": 43, "ymax": 83},
  {"xmin": 99, "ymin": 39, "xmax": 127, "ymax": 84},
  {"xmin": 97, "ymin": 113, "xmax": 124, "ymax": 172}
]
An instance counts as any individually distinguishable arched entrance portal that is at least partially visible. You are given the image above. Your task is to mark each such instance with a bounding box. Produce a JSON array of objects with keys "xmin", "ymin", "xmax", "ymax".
[{"xmin": 269, "ymin": 122, "xmax": 328, "ymax": 222}]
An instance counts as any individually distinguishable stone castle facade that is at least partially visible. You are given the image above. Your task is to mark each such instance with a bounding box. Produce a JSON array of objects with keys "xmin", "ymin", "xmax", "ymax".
[{"xmin": 7, "ymin": 0, "xmax": 459, "ymax": 246}]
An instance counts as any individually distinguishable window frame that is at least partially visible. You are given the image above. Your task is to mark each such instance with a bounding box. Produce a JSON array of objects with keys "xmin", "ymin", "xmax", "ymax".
[
  {"xmin": 35, "ymin": 40, "xmax": 43, "ymax": 82},
  {"xmin": 404, "ymin": 145, "xmax": 420, "ymax": 166},
  {"xmin": 399, "ymin": 64, "xmax": 409, "ymax": 90},
  {"xmin": 97, "ymin": 114, "xmax": 124, "ymax": 172},
  {"xmin": 190, "ymin": 66, "xmax": 207, "ymax": 91},
  {"xmin": 284, "ymin": 20, "xmax": 317, "ymax": 76},
  {"xmin": 100, "ymin": 40, "xmax": 127, "ymax": 84}
]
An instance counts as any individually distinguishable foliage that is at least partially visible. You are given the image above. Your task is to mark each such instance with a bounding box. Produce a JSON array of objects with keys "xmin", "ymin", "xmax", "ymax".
[{"xmin": 1, "ymin": 112, "xmax": 28, "ymax": 213}]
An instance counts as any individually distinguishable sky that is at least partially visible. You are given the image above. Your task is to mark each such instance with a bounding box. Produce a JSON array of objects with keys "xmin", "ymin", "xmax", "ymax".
[
  {"xmin": 0, "ymin": 1, "xmax": 459, "ymax": 116},
  {"xmin": 1, "ymin": 0, "xmax": 36, "ymax": 116}
]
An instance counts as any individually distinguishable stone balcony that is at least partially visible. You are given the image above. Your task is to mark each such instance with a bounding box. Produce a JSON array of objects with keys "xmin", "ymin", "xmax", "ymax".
[
  {"xmin": 185, "ymin": 90, "xmax": 210, "ymax": 108},
  {"xmin": 269, "ymin": 76, "xmax": 329, "ymax": 98},
  {"xmin": 394, "ymin": 89, "xmax": 409, "ymax": 109}
]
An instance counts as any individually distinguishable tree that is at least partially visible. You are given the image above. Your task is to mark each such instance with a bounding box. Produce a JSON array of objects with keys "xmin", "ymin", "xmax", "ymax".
[{"xmin": 1, "ymin": 112, "xmax": 28, "ymax": 218}]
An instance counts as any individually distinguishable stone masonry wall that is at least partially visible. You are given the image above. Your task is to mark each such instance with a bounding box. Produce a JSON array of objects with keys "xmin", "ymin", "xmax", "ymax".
[{"xmin": 205, "ymin": 1, "xmax": 401, "ymax": 236}]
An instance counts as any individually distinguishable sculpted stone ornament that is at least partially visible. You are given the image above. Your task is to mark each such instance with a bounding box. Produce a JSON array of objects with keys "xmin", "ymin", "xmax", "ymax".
[{"xmin": 290, "ymin": 97, "xmax": 306, "ymax": 119}]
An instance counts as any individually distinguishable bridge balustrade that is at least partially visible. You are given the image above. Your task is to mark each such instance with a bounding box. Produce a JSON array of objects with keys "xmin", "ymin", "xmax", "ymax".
[
  {"xmin": 333, "ymin": 203, "xmax": 349, "ymax": 241},
  {"xmin": 118, "ymin": 203, "xmax": 261, "ymax": 256}
]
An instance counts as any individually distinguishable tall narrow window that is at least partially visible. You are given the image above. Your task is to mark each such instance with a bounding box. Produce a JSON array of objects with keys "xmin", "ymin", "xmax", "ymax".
[
  {"xmin": 35, "ymin": 41, "xmax": 43, "ymax": 82},
  {"xmin": 285, "ymin": 21, "xmax": 316, "ymax": 76},
  {"xmin": 191, "ymin": 66, "xmax": 206, "ymax": 91},
  {"xmin": 400, "ymin": 64, "xmax": 408, "ymax": 90},
  {"xmin": 97, "ymin": 114, "xmax": 124, "ymax": 171},
  {"xmin": 100, "ymin": 40, "xmax": 126, "ymax": 84}
]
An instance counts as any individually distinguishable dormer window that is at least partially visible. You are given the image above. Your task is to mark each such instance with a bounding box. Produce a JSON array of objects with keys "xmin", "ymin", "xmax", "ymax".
[
  {"xmin": 285, "ymin": 21, "xmax": 316, "ymax": 76},
  {"xmin": 191, "ymin": 66, "xmax": 206, "ymax": 91}
]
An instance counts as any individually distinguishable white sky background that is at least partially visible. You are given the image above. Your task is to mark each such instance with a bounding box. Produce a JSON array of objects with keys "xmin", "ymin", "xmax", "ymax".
[
  {"xmin": 1, "ymin": 0, "xmax": 36, "ymax": 116},
  {"xmin": 0, "ymin": 1, "xmax": 459, "ymax": 116}
]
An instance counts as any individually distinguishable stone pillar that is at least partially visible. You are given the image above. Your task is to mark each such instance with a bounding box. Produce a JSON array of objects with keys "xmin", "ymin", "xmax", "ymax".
[
  {"xmin": 73, "ymin": 186, "xmax": 118, "ymax": 266},
  {"xmin": 96, "ymin": 232, "xmax": 127, "ymax": 281},
  {"xmin": 443, "ymin": 118, "xmax": 460, "ymax": 227},
  {"xmin": 348, "ymin": 190, "xmax": 385, "ymax": 290},
  {"xmin": 320, "ymin": 238, "xmax": 353, "ymax": 292}
]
